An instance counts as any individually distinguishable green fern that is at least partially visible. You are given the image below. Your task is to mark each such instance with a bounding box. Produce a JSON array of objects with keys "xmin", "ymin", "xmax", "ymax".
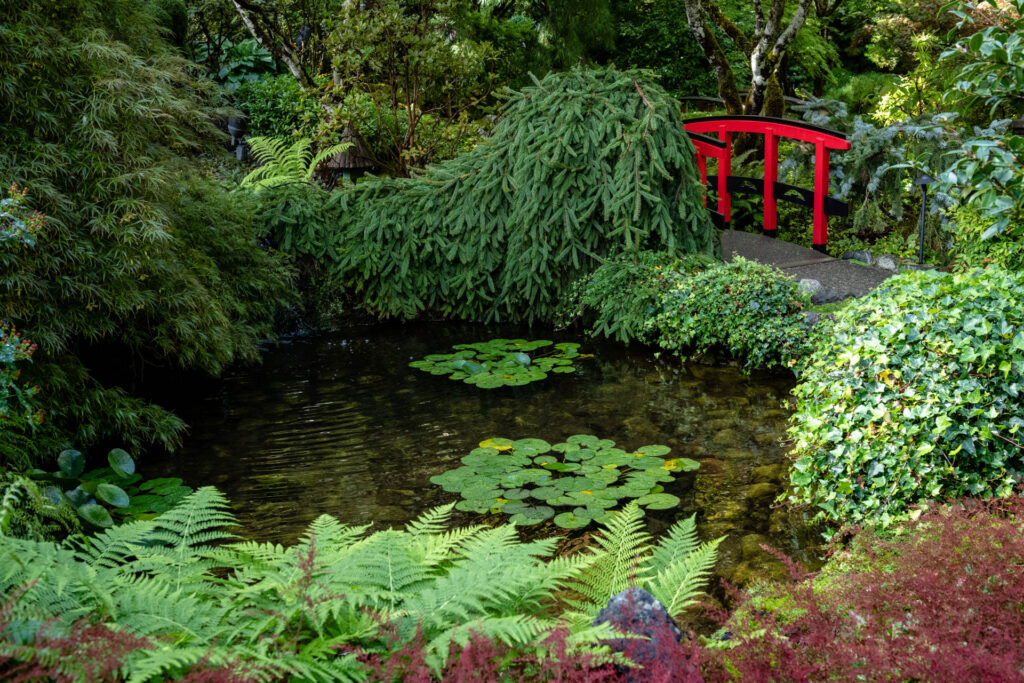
[
  {"xmin": 240, "ymin": 136, "xmax": 352, "ymax": 190},
  {"xmin": 564, "ymin": 503, "xmax": 723, "ymax": 627},
  {"xmin": 0, "ymin": 488, "xmax": 721, "ymax": 678}
]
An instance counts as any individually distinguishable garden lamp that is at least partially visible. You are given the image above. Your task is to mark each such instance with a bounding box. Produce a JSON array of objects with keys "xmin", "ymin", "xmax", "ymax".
[{"xmin": 915, "ymin": 174, "xmax": 934, "ymax": 265}]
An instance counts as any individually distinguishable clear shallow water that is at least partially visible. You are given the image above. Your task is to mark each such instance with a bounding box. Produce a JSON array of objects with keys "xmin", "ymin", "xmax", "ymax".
[{"xmin": 150, "ymin": 322, "xmax": 822, "ymax": 588}]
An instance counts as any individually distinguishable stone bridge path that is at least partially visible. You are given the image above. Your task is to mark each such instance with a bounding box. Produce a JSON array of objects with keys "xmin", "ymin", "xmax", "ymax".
[{"xmin": 720, "ymin": 230, "xmax": 894, "ymax": 304}]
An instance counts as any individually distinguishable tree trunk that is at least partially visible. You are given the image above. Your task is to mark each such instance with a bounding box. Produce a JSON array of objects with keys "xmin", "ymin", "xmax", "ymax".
[
  {"xmin": 683, "ymin": 0, "xmax": 811, "ymax": 116},
  {"xmin": 232, "ymin": 0, "xmax": 316, "ymax": 90}
]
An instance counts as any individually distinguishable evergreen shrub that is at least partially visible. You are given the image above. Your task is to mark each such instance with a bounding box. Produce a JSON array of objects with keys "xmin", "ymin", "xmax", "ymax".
[
  {"xmin": 233, "ymin": 74, "xmax": 322, "ymax": 138},
  {"xmin": 789, "ymin": 268, "xmax": 1024, "ymax": 527},
  {"xmin": 314, "ymin": 68, "xmax": 713, "ymax": 323}
]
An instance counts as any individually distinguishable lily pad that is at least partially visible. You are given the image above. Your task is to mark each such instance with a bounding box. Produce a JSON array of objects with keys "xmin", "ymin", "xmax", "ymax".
[
  {"xmin": 554, "ymin": 511, "xmax": 592, "ymax": 529},
  {"xmin": 636, "ymin": 493, "xmax": 682, "ymax": 510},
  {"xmin": 410, "ymin": 339, "xmax": 591, "ymax": 389},
  {"xmin": 507, "ymin": 505, "xmax": 555, "ymax": 525},
  {"xmin": 432, "ymin": 435, "xmax": 696, "ymax": 529}
]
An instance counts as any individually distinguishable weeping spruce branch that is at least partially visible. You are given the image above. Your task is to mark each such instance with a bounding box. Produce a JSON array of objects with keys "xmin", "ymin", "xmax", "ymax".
[{"xmin": 318, "ymin": 68, "xmax": 713, "ymax": 323}]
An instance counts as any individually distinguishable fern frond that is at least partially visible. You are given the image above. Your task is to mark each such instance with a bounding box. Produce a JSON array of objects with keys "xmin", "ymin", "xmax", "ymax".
[
  {"xmin": 306, "ymin": 142, "xmax": 352, "ymax": 181},
  {"xmin": 568, "ymin": 502, "xmax": 652, "ymax": 609},
  {"xmin": 73, "ymin": 519, "xmax": 157, "ymax": 569},
  {"xmin": 422, "ymin": 615, "xmax": 554, "ymax": 671},
  {"xmin": 112, "ymin": 580, "xmax": 225, "ymax": 643},
  {"xmin": 404, "ymin": 502, "xmax": 455, "ymax": 537},
  {"xmin": 646, "ymin": 513, "xmax": 701, "ymax": 576},
  {"xmin": 301, "ymin": 514, "xmax": 370, "ymax": 550},
  {"xmin": 141, "ymin": 487, "xmax": 237, "ymax": 590},
  {"xmin": 0, "ymin": 477, "xmax": 29, "ymax": 535},
  {"xmin": 645, "ymin": 536, "xmax": 724, "ymax": 617},
  {"xmin": 240, "ymin": 136, "xmax": 352, "ymax": 190}
]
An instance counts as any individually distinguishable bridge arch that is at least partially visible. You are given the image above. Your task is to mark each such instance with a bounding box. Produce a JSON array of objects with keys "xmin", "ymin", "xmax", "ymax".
[{"xmin": 684, "ymin": 115, "xmax": 851, "ymax": 252}]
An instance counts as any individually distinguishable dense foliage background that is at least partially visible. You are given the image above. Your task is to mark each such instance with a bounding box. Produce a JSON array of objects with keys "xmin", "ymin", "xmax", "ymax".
[
  {"xmin": 2, "ymin": 0, "xmax": 1024, "ymax": 678},
  {"xmin": 0, "ymin": 0, "xmax": 294, "ymax": 463}
]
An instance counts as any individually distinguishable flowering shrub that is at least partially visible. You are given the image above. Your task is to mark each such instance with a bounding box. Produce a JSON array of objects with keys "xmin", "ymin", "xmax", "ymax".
[
  {"xmin": 0, "ymin": 323, "xmax": 41, "ymax": 432},
  {"xmin": 0, "ymin": 184, "xmax": 44, "ymax": 249},
  {"xmin": 704, "ymin": 495, "xmax": 1024, "ymax": 681},
  {"xmin": 648, "ymin": 258, "xmax": 814, "ymax": 369},
  {"xmin": 789, "ymin": 268, "xmax": 1024, "ymax": 527}
]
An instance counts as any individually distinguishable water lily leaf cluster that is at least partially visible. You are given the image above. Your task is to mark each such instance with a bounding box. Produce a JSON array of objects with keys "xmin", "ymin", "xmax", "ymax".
[
  {"xmin": 26, "ymin": 448, "xmax": 193, "ymax": 528},
  {"xmin": 410, "ymin": 339, "xmax": 589, "ymax": 388},
  {"xmin": 430, "ymin": 435, "xmax": 699, "ymax": 528}
]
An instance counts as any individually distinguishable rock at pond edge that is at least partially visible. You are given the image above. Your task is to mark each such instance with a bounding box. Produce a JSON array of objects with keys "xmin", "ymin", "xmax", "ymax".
[{"xmin": 592, "ymin": 587, "xmax": 698, "ymax": 682}]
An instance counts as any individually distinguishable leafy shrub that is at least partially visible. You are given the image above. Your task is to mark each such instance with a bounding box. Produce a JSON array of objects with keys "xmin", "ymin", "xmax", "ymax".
[
  {"xmin": 410, "ymin": 340, "xmax": 588, "ymax": 388},
  {"xmin": 784, "ymin": 99, "xmax": 951, "ymax": 242},
  {"xmin": 0, "ymin": 184, "xmax": 43, "ymax": 249},
  {"xmin": 233, "ymin": 74, "xmax": 322, "ymax": 138},
  {"xmin": 0, "ymin": 449, "xmax": 190, "ymax": 540},
  {"xmin": 0, "ymin": 489, "xmax": 719, "ymax": 679},
  {"xmin": 431, "ymin": 436, "xmax": 699, "ymax": 528},
  {"xmin": 0, "ymin": 324, "xmax": 41, "ymax": 433},
  {"xmin": 946, "ymin": 204, "xmax": 1024, "ymax": 271},
  {"xmin": 557, "ymin": 251, "xmax": 713, "ymax": 344},
  {"xmin": 310, "ymin": 68, "xmax": 712, "ymax": 324},
  {"xmin": 610, "ymin": 0, "xmax": 717, "ymax": 97},
  {"xmin": 789, "ymin": 268, "xmax": 1024, "ymax": 527},
  {"xmin": 703, "ymin": 495, "xmax": 1024, "ymax": 681},
  {"xmin": 196, "ymin": 37, "xmax": 276, "ymax": 90},
  {"xmin": 648, "ymin": 258, "xmax": 813, "ymax": 369}
]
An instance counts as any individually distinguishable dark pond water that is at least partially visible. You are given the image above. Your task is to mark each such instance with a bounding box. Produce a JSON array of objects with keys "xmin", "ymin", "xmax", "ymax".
[{"xmin": 149, "ymin": 322, "xmax": 822, "ymax": 589}]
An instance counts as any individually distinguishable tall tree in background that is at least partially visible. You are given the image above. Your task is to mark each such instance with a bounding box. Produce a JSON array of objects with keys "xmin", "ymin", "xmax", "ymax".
[
  {"xmin": 229, "ymin": 0, "xmax": 326, "ymax": 88},
  {"xmin": 682, "ymin": 0, "xmax": 812, "ymax": 116}
]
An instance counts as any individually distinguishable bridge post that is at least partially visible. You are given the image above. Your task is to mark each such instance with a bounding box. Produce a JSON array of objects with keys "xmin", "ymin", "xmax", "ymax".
[
  {"xmin": 717, "ymin": 131, "xmax": 731, "ymax": 223},
  {"xmin": 763, "ymin": 132, "xmax": 778, "ymax": 238},
  {"xmin": 813, "ymin": 144, "xmax": 830, "ymax": 252}
]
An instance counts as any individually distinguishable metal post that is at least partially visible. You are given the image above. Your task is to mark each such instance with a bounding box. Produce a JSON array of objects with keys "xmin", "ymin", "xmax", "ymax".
[{"xmin": 915, "ymin": 175, "xmax": 934, "ymax": 265}]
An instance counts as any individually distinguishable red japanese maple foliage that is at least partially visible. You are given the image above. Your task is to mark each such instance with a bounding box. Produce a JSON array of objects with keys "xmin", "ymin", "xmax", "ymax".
[{"xmin": 703, "ymin": 496, "xmax": 1024, "ymax": 682}]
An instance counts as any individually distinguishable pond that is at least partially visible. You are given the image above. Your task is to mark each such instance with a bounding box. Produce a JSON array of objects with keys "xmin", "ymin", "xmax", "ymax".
[{"xmin": 149, "ymin": 322, "xmax": 822, "ymax": 591}]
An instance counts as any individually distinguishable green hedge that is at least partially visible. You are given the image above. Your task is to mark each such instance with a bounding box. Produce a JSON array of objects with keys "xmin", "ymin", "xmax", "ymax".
[{"xmin": 789, "ymin": 268, "xmax": 1024, "ymax": 527}]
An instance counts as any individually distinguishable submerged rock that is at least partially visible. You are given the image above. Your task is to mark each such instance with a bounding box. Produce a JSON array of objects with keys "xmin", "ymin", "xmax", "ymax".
[
  {"xmin": 739, "ymin": 533, "xmax": 773, "ymax": 561},
  {"xmin": 751, "ymin": 463, "xmax": 785, "ymax": 483},
  {"xmin": 745, "ymin": 482, "xmax": 778, "ymax": 506},
  {"xmin": 593, "ymin": 587, "xmax": 697, "ymax": 682}
]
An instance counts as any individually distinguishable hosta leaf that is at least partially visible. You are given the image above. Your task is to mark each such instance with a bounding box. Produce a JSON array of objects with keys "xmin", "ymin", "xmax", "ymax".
[
  {"xmin": 96, "ymin": 483, "xmax": 130, "ymax": 508},
  {"xmin": 78, "ymin": 503, "xmax": 114, "ymax": 527},
  {"xmin": 107, "ymin": 449, "xmax": 135, "ymax": 477}
]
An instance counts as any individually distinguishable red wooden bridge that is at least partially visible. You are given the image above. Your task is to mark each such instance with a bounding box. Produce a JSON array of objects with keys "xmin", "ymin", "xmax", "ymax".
[{"xmin": 683, "ymin": 116, "xmax": 851, "ymax": 252}]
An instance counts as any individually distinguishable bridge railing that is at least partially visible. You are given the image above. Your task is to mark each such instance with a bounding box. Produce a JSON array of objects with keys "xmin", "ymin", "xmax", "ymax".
[{"xmin": 683, "ymin": 116, "xmax": 851, "ymax": 252}]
